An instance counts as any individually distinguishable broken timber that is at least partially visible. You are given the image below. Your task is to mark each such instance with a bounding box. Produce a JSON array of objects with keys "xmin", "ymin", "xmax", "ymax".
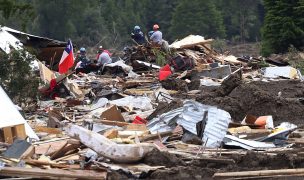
[
  {"xmin": 213, "ymin": 168, "xmax": 304, "ymax": 179},
  {"xmin": 0, "ymin": 167, "xmax": 106, "ymax": 179}
]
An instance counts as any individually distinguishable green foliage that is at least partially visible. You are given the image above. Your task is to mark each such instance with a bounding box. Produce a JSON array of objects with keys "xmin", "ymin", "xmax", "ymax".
[
  {"xmin": 262, "ymin": 0, "xmax": 304, "ymax": 56},
  {"xmin": 1, "ymin": 0, "xmax": 267, "ymax": 49},
  {"xmin": 0, "ymin": 0, "xmax": 34, "ymax": 30},
  {"xmin": 152, "ymin": 49, "xmax": 167, "ymax": 66},
  {"xmin": 215, "ymin": 0, "xmax": 264, "ymax": 43},
  {"xmin": 0, "ymin": 50, "xmax": 39, "ymax": 104},
  {"xmin": 169, "ymin": 0, "xmax": 225, "ymax": 39},
  {"xmin": 287, "ymin": 45, "xmax": 304, "ymax": 74}
]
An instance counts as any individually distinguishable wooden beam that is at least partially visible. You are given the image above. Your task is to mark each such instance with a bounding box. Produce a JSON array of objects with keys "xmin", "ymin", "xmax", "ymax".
[
  {"xmin": 213, "ymin": 168, "xmax": 304, "ymax": 179},
  {"xmin": 3, "ymin": 127, "xmax": 13, "ymax": 144},
  {"xmin": 13, "ymin": 124, "xmax": 27, "ymax": 140},
  {"xmin": 0, "ymin": 167, "xmax": 106, "ymax": 179},
  {"xmin": 139, "ymin": 131, "xmax": 173, "ymax": 142},
  {"xmin": 97, "ymin": 120, "xmax": 130, "ymax": 127}
]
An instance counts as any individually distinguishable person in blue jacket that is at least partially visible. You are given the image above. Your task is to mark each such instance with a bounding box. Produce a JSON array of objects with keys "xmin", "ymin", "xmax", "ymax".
[{"xmin": 131, "ymin": 25, "xmax": 145, "ymax": 45}]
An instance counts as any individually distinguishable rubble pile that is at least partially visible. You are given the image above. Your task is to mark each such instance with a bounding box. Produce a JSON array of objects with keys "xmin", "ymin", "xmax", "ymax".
[{"xmin": 1, "ymin": 31, "xmax": 304, "ymax": 179}]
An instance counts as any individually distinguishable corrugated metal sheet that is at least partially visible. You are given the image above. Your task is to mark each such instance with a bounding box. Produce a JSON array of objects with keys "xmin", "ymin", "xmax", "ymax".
[
  {"xmin": 147, "ymin": 100, "xmax": 231, "ymax": 148},
  {"xmin": 176, "ymin": 101, "xmax": 207, "ymax": 135},
  {"xmin": 203, "ymin": 107, "xmax": 231, "ymax": 148},
  {"xmin": 147, "ymin": 107, "xmax": 183, "ymax": 134},
  {"xmin": 224, "ymin": 135, "xmax": 275, "ymax": 150}
]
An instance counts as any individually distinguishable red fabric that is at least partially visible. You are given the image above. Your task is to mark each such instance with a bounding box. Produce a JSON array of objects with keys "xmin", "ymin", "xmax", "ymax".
[
  {"xmin": 159, "ymin": 64, "xmax": 172, "ymax": 81},
  {"xmin": 133, "ymin": 116, "xmax": 147, "ymax": 124},
  {"xmin": 49, "ymin": 79, "xmax": 57, "ymax": 91}
]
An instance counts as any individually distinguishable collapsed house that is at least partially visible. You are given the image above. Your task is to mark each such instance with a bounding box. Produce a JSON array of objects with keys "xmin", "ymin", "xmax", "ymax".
[
  {"xmin": 0, "ymin": 25, "xmax": 66, "ymax": 70},
  {"xmin": 0, "ymin": 26, "xmax": 304, "ymax": 179}
]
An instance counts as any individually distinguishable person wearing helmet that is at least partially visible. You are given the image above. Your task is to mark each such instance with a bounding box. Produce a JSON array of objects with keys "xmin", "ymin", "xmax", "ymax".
[
  {"xmin": 148, "ymin": 31, "xmax": 154, "ymax": 38},
  {"xmin": 150, "ymin": 24, "xmax": 163, "ymax": 46},
  {"xmin": 75, "ymin": 47, "xmax": 91, "ymax": 73},
  {"xmin": 97, "ymin": 49, "xmax": 112, "ymax": 67},
  {"xmin": 96, "ymin": 46, "xmax": 104, "ymax": 62},
  {"xmin": 131, "ymin": 25, "xmax": 145, "ymax": 45}
]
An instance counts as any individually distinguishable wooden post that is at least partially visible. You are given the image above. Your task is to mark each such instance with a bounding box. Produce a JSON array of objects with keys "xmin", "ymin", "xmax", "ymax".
[
  {"xmin": 13, "ymin": 124, "xmax": 27, "ymax": 139},
  {"xmin": 3, "ymin": 127, "xmax": 13, "ymax": 144}
]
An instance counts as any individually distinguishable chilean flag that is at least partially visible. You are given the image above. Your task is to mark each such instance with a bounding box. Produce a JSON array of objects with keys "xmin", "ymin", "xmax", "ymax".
[{"xmin": 59, "ymin": 40, "xmax": 74, "ymax": 74}]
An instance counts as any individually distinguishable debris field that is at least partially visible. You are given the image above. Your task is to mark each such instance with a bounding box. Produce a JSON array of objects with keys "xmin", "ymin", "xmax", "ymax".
[{"xmin": 1, "ymin": 29, "xmax": 304, "ymax": 179}]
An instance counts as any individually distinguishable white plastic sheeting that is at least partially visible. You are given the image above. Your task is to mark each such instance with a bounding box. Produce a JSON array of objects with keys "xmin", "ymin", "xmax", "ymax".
[
  {"xmin": 263, "ymin": 66, "xmax": 298, "ymax": 79},
  {"xmin": 0, "ymin": 85, "xmax": 39, "ymax": 140},
  {"xmin": 66, "ymin": 125, "xmax": 155, "ymax": 163},
  {"xmin": 169, "ymin": 35, "xmax": 211, "ymax": 49},
  {"xmin": 110, "ymin": 96, "xmax": 153, "ymax": 111},
  {"xmin": 105, "ymin": 60, "xmax": 140, "ymax": 78},
  {"xmin": 0, "ymin": 28, "xmax": 23, "ymax": 53}
]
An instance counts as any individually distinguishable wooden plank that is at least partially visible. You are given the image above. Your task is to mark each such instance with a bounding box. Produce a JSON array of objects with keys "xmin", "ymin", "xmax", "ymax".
[
  {"xmin": 54, "ymin": 153, "xmax": 80, "ymax": 162},
  {"xmin": 100, "ymin": 105, "xmax": 125, "ymax": 122},
  {"xmin": 231, "ymin": 174, "xmax": 304, "ymax": 179},
  {"xmin": 51, "ymin": 143, "xmax": 80, "ymax": 160},
  {"xmin": 24, "ymin": 159, "xmax": 69, "ymax": 168},
  {"xmin": 0, "ymin": 167, "xmax": 106, "ymax": 179},
  {"xmin": 97, "ymin": 120, "xmax": 130, "ymax": 127},
  {"xmin": 34, "ymin": 140, "xmax": 68, "ymax": 155},
  {"xmin": 139, "ymin": 131, "xmax": 173, "ymax": 142},
  {"xmin": 13, "ymin": 124, "xmax": 27, "ymax": 140},
  {"xmin": 126, "ymin": 124, "xmax": 148, "ymax": 131},
  {"xmin": 3, "ymin": 127, "xmax": 13, "ymax": 144},
  {"xmin": 35, "ymin": 126, "xmax": 62, "ymax": 134},
  {"xmin": 20, "ymin": 145, "xmax": 35, "ymax": 159},
  {"xmin": 213, "ymin": 168, "xmax": 304, "ymax": 179},
  {"xmin": 103, "ymin": 129, "xmax": 118, "ymax": 139},
  {"xmin": 50, "ymin": 141, "xmax": 68, "ymax": 159},
  {"xmin": 38, "ymin": 61, "xmax": 54, "ymax": 83}
]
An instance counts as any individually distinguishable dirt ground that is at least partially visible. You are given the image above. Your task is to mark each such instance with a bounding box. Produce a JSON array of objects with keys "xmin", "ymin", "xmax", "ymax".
[
  {"xmin": 108, "ymin": 75, "xmax": 304, "ymax": 179},
  {"xmin": 197, "ymin": 79, "xmax": 304, "ymax": 125},
  {"xmin": 164, "ymin": 74, "xmax": 304, "ymax": 126},
  {"xmin": 107, "ymin": 149, "xmax": 304, "ymax": 179}
]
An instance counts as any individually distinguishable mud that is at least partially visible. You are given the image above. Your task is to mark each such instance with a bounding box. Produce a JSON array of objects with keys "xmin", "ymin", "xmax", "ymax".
[
  {"xmin": 196, "ymin": 79, "xmax": 304, "ymax": 125},
  {"xmin": 143, "ymin": 149, "xmax": 185, "ymax": 167},
  {"xmin": 148, "ymin": 167, "xmax": 215, "ymax": 180},
  {"xmin": 141, "ymin": 151, "xmax": 304, "ymax": 179}
]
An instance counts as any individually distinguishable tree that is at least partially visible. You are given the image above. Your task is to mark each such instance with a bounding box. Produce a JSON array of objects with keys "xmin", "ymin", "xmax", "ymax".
[
  {"xmin": 144, "ymin": 0, "xmax": 178, "ymax": 41},
  {"xmin": 214, "ymin": 0, "xmax": 264, "ymax": 43},
  {"xmin": 0, "ymin": 50, "xmax": 39, "ymax": 104},
  {"xmin": 0, "ymin": 0, "xmax": 34, "ymax": 30},
  {"xmin": 262, "ymin": 0, "xmax": 304, "ymax": 56},
  {"xmin": 169, "ymin": 0, "xmax": 225, "ymax": 40}
]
